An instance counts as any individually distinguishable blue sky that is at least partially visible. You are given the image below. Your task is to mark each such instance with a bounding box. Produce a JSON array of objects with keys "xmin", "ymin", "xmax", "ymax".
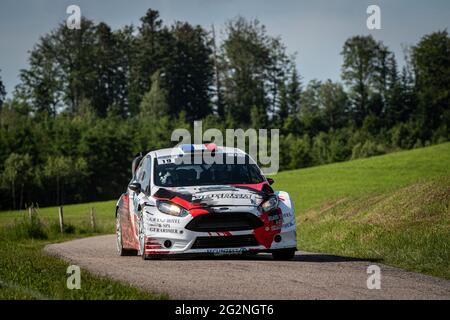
[{"xmin": 1, "ymin": 0, "xmax": 449, "ymax": 97}]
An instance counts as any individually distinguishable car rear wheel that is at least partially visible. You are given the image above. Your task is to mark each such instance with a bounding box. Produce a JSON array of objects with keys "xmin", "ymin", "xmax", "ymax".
[
  {"xmin": 116, "ymin": 213, "xmax": 137, "ymax": 256},
  {"xmin": 272, "ymin": 248, "xmax": 296, "ymax": 261}
]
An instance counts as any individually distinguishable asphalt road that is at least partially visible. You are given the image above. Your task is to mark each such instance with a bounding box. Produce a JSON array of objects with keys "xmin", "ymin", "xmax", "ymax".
[{"xmin": 44, "ymin": 235, "xmax": 450, "ymax": 300}]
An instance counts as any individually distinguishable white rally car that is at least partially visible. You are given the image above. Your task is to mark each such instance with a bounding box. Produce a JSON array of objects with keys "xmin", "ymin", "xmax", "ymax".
[{"xmin": 116, "ymin": 144, "xmax": 297, "ymax": 260}]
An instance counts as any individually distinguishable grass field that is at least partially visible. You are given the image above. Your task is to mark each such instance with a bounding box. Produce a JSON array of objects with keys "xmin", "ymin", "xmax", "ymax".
[
  {"xmin": 275, "ymin": 142, "xmax": 450, "ymax": 213},
  {"xmin": 0, "ymin": 221, "xmax": 167, "ymax": 299},
  {"xmin": 0, "ymin": 240, "xmax": 167, "ymax": 299},
  {"xmin": 0, "ymin": 142, "xmax": 449, "ymax": 299},
  {"xmin": 275, "ymin": 142, "xmax": 450, "ymax": 278},
  {"xmin": 0, "ymin": 200, "xmax": 117, "ymax": 229}
]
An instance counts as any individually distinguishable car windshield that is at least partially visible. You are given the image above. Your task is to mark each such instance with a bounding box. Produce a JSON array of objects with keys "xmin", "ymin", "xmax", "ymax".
[{"xmin": 154, "ymin": 154, "xmax": 264, "ymax": 187}]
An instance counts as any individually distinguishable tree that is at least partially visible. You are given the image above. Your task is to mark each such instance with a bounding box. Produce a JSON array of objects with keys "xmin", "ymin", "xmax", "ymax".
[
  {"xmin": 299, "ymin": 80, "xmax": 325, "ymax": 135},
  {"xmin": 139, "ymin": 70, "xmax": 169, "ymax": 117},
  {"xmin": 220, "ymin": 17, "xmax": 291, "ymax": 127},
  {"xmin": 276, "ymin": 81, "xmax": 289, "ymax": 125},
  {"xmin": 211, "ymin": 24, "xmax": 225, "ymax": 118},
  {"xmin": 412, "ymin": 30, "xmax": 450, "ymax": 136},
  {"xmin": 250, "ymin": 105, "xmax": 266, "ymax": 129},
  {"xmin": 52, "ymin": 19, "xmax": 98, "ymax": 113},
  {"xmin": 79, "ymin": 118, "xmax": 132, "ymax": 201},
  {"xmin": 17, "ymin": 19, "xmax": 98, "ymax": 114},
  {"xmin": 43, "ymin": 156, "xmax": 87, "ymax": 206},
  {"xmin": 16, "ymin": 40, "xmax": 62, "ymax": 116},
  {"xmin": 164, "ymin": 22, "xmax": 214, "ymax": 120},
  {"xmin": 399, "ymin": 52, "xmax": 418, "ymax": 123},
  {"xmin": 92, "ymin": 22, "xmax": 129, "ymax": 117},
  {"xmin": 287, "ymin": 66, "xmax": 302, "ymax": 115},
  {"xmin": 301, "ymin": 80, "xmax": 321, "ymax": 114},
  {"xmin": 2, "ymin": 153, "xmax": 32, "ymax": 209},
  {"xmin": 128, "ymin": 10, "xmax": 214, "ymax": 120},
  {"xmin": 318, "ymin": 80, "xmax": 349, "ymax": 130},
  {"xmin": 282, "ymin": 134, "xmax": 312, "ymax": 169},
  {"xmin": 0, "ymin": 69, "xmax": 6, "ymax": 109},
  {"xmin": 383, "ymin": 52, "xmax": 417, "ymax": 127},
  {"xmin": 221, "ymin": 17, "xmax": 267, "ymax": 126},
  {"xmin": 128, "ymin": 9, "xmax": 168, "ymax": 113},
  {"xmin": 341, "ymin": 35, "xmax": 391, "ymax": 125},
  {"xmin": 266, "ymin": 37, "xmax": 290, "ymax": 117},
  {"xmin": 17, "ymin": 18, "xmax": 136, "ymax": 118},
  {"xmin": 43, "ymin": 156, "xmax": 70, "ymax": 206}
]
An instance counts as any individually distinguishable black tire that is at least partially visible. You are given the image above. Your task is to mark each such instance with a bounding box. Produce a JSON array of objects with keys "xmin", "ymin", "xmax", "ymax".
[
  {"xmin": 122, "ymin": 248, "xmax": 138, "ymax": 256},
  {"xmin": 116, "ymin": 213, "xmax": 137, "ymax": 256},
  {"xmin": 140, "ymin": 236, "xmax": 146, "ymax": 259},
  {"xmin": 142, "ymin": 254, "xmax": 162, "ymax": 260},
  {"xmin": 272, "ymin": 248, "xmax": 296, "ymax": 261}
]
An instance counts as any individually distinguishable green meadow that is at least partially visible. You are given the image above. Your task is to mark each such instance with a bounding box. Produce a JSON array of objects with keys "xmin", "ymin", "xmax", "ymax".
[
  {"xmin": 275, "ymin": 142, "xmax": 450, "ymax": 278},
  {"xmin": 0, "ymin": 143, "xmax": 449, "ymax": 300}
]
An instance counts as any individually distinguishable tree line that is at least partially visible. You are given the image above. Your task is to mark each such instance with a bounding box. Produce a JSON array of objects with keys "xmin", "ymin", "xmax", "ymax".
[{"xmin": 0, "ymin": 8, "xmax": 449, "ymax": 210}]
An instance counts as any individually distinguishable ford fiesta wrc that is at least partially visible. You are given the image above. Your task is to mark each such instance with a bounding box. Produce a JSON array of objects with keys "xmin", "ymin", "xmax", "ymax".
[{"xmin": 115, "ymin": 144, "xmax": 297, "ymax": 260}]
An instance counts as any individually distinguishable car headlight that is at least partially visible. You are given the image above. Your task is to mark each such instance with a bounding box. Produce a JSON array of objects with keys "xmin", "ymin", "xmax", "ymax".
[
  {"xmin": 260, "ymin": 195, "xmax": 279, "ymax": 212},
  {"xmin": 156, "ymin": 200, "xmax": 189, "ymax": 217}
]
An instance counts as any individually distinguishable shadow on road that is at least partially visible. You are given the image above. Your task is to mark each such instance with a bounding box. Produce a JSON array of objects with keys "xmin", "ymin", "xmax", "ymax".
[
  {"xmin": 162, "ymin": 252, "xmax": 382, "ymax": 263},
  {"xmin": 291, "ymin": 253, "xmax": 382, "ymax": 263}
]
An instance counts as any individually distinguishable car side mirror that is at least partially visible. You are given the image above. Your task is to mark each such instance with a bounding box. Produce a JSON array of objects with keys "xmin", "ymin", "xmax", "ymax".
[
  {"xmin": 267, "ymin": 178, "xmax": 274, "ymax": 185},
  {"xmin": 129, "ymin": 181, "xmax": 142, "ymax": 193}
]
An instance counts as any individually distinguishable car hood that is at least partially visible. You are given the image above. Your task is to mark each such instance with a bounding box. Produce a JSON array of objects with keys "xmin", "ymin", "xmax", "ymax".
[{"xmin": 158, "ymin": 185, "xmax": 266, "ymax": 207}]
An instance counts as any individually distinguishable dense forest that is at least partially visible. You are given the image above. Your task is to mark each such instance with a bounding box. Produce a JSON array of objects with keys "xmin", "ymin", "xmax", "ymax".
[{"xmin": 0, "ymin": 9, "xmax": 449, "ymax": 210}]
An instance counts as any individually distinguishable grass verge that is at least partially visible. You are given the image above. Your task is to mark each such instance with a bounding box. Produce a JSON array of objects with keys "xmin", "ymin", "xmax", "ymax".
[
  {"xmin": 274, "ymin": 143, "xmax": 450, "ymax": 279},
  {"xmin": 297, "ymin": 177, "xmax": 450, "ymax": 278},
  {"xmin": 0, "ymin": 215, "xmax": 167, "ymax": 299}
]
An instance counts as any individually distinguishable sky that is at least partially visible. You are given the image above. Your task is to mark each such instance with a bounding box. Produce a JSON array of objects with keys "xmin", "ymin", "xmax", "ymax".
[{"xmin": 1, "ymin": 0, "xmax": 449, "ymax": 97}]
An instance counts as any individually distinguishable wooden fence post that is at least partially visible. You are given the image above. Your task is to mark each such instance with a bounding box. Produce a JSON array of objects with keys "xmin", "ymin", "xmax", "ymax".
[
  {"xmin": 90, "ymin": 207, "xmax": 96, "ymax": 231},
  {"xmin": 58, "ymin": 206, "xmax": 64, "ymax": 234},
  {"xmin": 28, "ymin": 204, "xmax": 33, "ymax": 222}
]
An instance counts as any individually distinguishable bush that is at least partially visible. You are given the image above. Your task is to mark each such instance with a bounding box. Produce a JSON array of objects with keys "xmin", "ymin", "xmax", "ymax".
[
  {"xmin": 352, "ymin": 140, "xmax": 386, "ymax": 159},
  {"xmin": 289, "ymin": 136, "xmax": 313, "ymax": 169},
  {"xmin": 390, "ymin": 121, "xmax": 421, "ymax": 149},
  {"xmin": 328, "ymin": 129, "xmax": 353, "ymax": 162},
  {"xmin": 311, "ymin": 132, "xmax": 331, "ymax": 165},
  {"xmin": 431, "ymin": 124, "xmax": 449, "ymax": 144},
  {"xmin": 48, "ymin": 220, "xmax": 76, "ymax": 237},
  {"xmin": 4, "ymin": 214, "xmax": 48, "ymax": 240},
  {"xmin": 1, "ymin": 213, "xmax": 91, "ymax": 241}
]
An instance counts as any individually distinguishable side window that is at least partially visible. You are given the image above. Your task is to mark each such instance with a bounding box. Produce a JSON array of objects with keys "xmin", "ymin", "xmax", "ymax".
[
  {"xmin": 134, "ymin": 163, "xmax": 143, "ymax": 182},
  {"xmin": 139, "ymin": 167, "xmax": 146, "ymax": 182},
  {"xmin": 140, "ymin": 157, "xmax": 152, "ymax": 193}
]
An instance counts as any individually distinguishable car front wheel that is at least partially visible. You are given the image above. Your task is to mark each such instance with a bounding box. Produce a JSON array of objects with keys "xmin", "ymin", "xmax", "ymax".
[{"xmin": 272, "ymin": 248, "xmax": 296, "ymax": 261}]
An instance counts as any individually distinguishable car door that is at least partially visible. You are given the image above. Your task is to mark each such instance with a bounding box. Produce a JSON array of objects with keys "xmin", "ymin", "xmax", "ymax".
[
  {"xmin": 129, "ymin": 159, "xmax": 145, "ymax": 228},
  {"xmin": 140, "ymin": 155, "xmax": 152, "ymax": 195}
]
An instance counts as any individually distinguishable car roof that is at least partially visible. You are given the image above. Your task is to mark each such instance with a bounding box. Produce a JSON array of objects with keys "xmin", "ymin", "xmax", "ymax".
[{"xmin": 149, "ymin": 145, "xmax": 248, "ymax": 158}]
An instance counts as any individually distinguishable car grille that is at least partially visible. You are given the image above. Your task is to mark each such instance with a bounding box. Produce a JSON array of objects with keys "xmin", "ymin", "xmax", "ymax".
[
  {"xmin": 185, "ymin": 212, "xmax": 264, "ymax": 232},
  {"xmin": 191, "ymin": 234, "xmax": 259, "ymax": 249}
]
